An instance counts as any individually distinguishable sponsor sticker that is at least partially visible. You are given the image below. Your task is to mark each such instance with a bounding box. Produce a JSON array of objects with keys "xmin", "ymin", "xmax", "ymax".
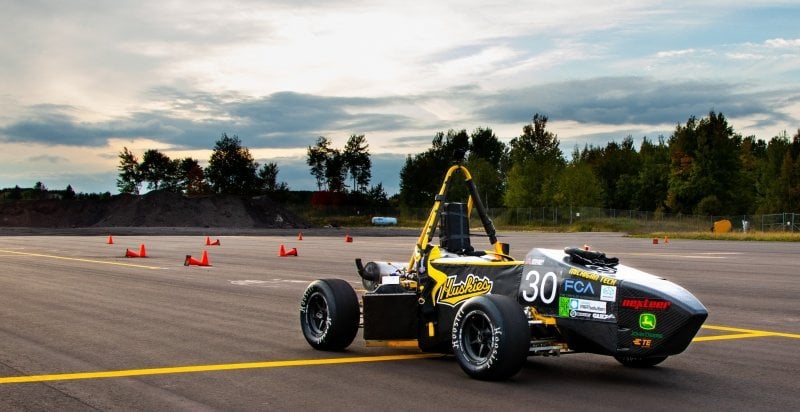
[
  {"xmin": 570, "ymin": 310, "xmax": 592, "ymax": 318},
  {"xmin": 632, "ymin": 338, "xmax": 653, "ymax": 349},
  {"xmin": 437, "ymin": 274, "xmax": 493, "ymax": 306},
  {"xmin": 559, "ymin": 297, "xmax": 571, "ymax": 317},
  {"xmin": 527, "ymin": 257, "xmax": 546, "ymax": 265},
  {"xmin": 568, "ymin": 267, "xmax": 618, "ymax": 286},
  {"xmin": 560, "ymin": 297, "xmax": 614, "ymax": 320},
  {"xmin": 578, "ymin": 298, "xmax": 606, "ymax": 314},
  {"xmin": 621, "ymin": 298, "xmax": 672, "ymax": 311},
  {"xmin": 639, "ymin": 313, "xmax": 657, "ymax": 330},
  {"xmin": 560, "ymin": 298, "xmax": 608, "ymax": 314},
  {"xmin": 563, "ymin": 279, "xmax": 597, "ymax": 296},
  {"xmin": 600, "ymin": 285, "xmax": 617, "ymax": 302},
  {"xmin": 632, "ymin": 331, "xmax": 664, "ymax": 339}
]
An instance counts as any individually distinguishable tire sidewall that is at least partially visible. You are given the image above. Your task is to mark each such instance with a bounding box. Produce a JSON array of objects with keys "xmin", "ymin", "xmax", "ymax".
[
  {"xmin": 300, "ymin": 279, "xmax": 359, "ymax": 351},
  {"xmin": 451, "ymin": 294, "xmax": 529, "ymax": 380}
]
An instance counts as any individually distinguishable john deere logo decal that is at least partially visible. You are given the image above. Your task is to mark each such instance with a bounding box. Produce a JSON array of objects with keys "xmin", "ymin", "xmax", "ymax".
[
  {"xmin": 437, "ymin": 274, "xmax": 493, "ymax": 306},
  {"xmin": 639, "ymin": 313, "xmax": 657, "ymax": 330}
]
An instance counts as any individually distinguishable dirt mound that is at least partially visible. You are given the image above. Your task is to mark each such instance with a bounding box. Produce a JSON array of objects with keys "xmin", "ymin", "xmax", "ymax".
[{"xmin": 0, "ymin": 191, "xmax": 308, "ymax": 228}]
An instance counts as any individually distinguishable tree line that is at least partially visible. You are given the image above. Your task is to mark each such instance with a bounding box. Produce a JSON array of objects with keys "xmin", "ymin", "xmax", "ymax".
[
  {"xmin": 115, "ymin": 131, "xmax": 391, "ymax": 207},
  {"xmin": 100, "ymin": 110, "xmax": 800, "ymax": 216},
  {"xmin": 0, "ymin": 182, "xmax": 93, "ymax": 201},
  {"xmin": 305, "ymin": 134, "xmax": 389, "ymax": 207},
  {"xmin": 116, "ymin": 133, "xmax": 288, "ymax": 196},
  {"xmin": 398, "ymin": 112, "xmax": 800, "ymax": 215}
]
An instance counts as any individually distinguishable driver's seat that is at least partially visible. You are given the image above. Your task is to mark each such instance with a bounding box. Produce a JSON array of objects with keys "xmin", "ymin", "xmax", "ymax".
[{"xmin": 439, "ymin": 202, "xmax": 473, "ymax": 255}]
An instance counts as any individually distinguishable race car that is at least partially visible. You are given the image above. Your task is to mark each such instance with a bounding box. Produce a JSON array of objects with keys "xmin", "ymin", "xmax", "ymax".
[{"xmin": 300, "ymin": 164, "xmax": 708, "ymax": 380}]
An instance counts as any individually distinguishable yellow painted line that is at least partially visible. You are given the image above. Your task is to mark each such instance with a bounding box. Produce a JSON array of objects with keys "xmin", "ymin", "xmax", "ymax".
[
  {"xmin": 693, "ymin": 332, "xmax": 773, "ymax": 342},
  {"xmin": 701, "ymin": 324, "xmax": 800, "ymax": 339},
  {"xmin": 1, "ymin": 323, "xmax": 796, "ymax": 385},
  {"xmin": 0, "ymin": 249, "xmax": 161, "ymax": 270},
  {"xmin": 0, "ymin": 354, "xmax": 441, "ymax": 384},
  {"xmin": 694, "ymin": 324, "xmax": 800, "ymax": 342}
]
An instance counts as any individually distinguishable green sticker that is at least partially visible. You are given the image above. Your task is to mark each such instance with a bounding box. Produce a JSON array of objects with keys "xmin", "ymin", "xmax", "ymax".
[
  {"xmin": 639, "ymin": 313, "xmax": 656, "ymax": 330},
  {"xmin": 559, "ymin": 297, "xmax": 570, "ymax": 317}
]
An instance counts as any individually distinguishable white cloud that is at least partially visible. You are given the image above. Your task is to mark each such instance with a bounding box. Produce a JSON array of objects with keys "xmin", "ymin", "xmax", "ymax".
[
  {"xmin": 1, "ymin": 1, "xmax": 799, "ymax": 194},
  {"xmin": 765, "ymin": 38, "xmax": 800, "ymax": 48},
  {"xmin": 656, "ymin": 49, "xmax": 698, "ymax": 58}
]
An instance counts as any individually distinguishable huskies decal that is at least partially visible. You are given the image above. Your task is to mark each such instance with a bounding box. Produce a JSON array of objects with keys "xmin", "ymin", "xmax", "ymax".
[
  {"xmin": 428, "ymin": 258, "xmax": 524, "ymax": 307},
  {"xmin": 437, "ymin": 274, "xmax": 494, "ymax": 306}
]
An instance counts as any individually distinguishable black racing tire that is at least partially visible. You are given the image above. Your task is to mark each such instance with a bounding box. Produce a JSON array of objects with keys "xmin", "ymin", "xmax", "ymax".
[
  {"xmin": 614, "ymin": 355, "xmax": 668, "ymax": 368},
  {"xmin": 451, "ymin": 294, "xmax": 530, "ymax": 380},
  {"xmin": 300, "ymin": 279, "xmax": 360, "ymax": 351}
]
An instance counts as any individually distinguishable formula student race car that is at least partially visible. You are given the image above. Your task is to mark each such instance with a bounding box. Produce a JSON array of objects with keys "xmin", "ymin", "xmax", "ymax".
[{"xmin": 300, "ymin": 164, "xmax": 708, "ymax": 380}]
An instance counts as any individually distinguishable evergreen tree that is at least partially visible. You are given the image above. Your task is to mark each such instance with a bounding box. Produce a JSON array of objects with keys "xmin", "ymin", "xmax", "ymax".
[
  {"xmin": 635, "ymin": 136, "xmax": 670, "ymax": 211},
  {"xmin": 64, "ymin": 184, "xmax": 76, "ymax": 200},
  {"xmin": 667, "ymin": 112, "xmax": 743, "ymax": 215}
]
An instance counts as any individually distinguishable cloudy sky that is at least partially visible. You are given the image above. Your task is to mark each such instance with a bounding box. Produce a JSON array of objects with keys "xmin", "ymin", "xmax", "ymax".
[{"xmin": 1, "ymin": 1, "xmax": 799, "ymax": 195}]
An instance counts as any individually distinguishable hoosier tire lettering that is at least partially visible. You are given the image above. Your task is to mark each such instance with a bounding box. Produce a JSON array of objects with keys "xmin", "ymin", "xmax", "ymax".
[{"xmin": 451, "ymin": 294, "xmax": 530, "ymax": 381}]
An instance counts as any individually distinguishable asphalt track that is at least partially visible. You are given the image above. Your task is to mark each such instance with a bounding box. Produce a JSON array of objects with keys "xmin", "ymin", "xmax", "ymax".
[{"xmin": 0, "ymin": 231, "xmax": 798, "ymax": 411}]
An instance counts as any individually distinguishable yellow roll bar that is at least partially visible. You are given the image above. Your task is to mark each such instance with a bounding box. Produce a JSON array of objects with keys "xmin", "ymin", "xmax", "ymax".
[{"xmin": 407, "ymin": 164, "xmax": 502, "ymax": 272}]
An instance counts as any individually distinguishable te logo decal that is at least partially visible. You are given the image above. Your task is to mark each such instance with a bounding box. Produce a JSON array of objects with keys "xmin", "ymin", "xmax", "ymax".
[{"xmin": 639, "ymin": 313, "xmax": 657, "ymax": 330}]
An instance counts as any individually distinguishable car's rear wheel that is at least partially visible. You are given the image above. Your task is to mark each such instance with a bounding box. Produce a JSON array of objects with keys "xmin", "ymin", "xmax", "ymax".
[
  {"xmin": 614, "ymin": 355, "xmax": 668, "ymax": 368},
  {"xmin": 300, "ymin": 279, "xmax": 360, "ymax": 351},
  {"xmin": 452, "ymin": 294, "xmax": 530, "ymax": 380}
]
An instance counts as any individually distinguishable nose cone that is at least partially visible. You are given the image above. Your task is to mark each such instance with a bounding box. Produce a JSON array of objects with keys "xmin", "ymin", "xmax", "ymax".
[{"xmin": 616, "ymin": 277, "xmax": 708, "ymax": 357}]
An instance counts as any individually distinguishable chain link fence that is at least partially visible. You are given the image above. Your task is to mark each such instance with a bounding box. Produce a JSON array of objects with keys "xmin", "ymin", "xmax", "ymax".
[
  {"xmin": 299, "ymin": 204, "xmax": 798, "ymax": 232},
  {"xmin": 392, "ymin": 207, "xmax": 799, "ymax": 232}
]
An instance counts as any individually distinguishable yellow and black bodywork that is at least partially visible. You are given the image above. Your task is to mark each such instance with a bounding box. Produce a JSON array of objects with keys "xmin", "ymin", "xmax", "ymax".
[{"xmin": 301, "ymin": 164, "xmax": 708, "ymax": 380}]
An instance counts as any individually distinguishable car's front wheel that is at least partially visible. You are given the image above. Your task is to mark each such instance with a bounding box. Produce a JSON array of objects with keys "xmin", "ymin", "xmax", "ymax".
[
  {"xmin": 300, "ymin": 279, "xmax": 360, "ymax": 351},
  {"xmin": 451, "ymin": 294, "xmax": 530, "ymax": 380}
]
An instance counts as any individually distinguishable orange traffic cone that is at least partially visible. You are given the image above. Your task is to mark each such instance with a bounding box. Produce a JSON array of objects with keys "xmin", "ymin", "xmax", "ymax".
[
  {"xmin": 201, "ymin": 250, "xmax": 210, "ymax": 265},
  {"xmin": 664, "ymin": 235, "xmax": 670, "ymax": 244},
  {"xmin": 107, "ymin": 234, "xmax": 114, "ymax": 244},
  {"xmin": 298, "ymin": 232, "xmax": 303, "ymax": 240},
  {"xmin": 205, "ymin": 236, "xmax": 221, "ymax": 246},
  {"xmin": 126, "ymin": 244, "xmax": 147, "ymax": 258},
  {"xmin": 652, "ymin": 238, "xmax": 659, "ymax": 245},
  {"xmin": 345, "ymin": 233, "xmax": 353, "ymax": 243},
  {"xmin": 279, "ymin": 244, "xmax": 298, "ymax": 257},
  {"xmin": 184, "ymin": 250, "xmax": 211, "ymax": 266}
]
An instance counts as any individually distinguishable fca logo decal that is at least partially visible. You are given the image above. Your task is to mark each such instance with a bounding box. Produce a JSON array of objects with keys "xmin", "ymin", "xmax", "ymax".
[{"xmin": 564, "ymin": 279, "xmax": 595, "ymax": 295}]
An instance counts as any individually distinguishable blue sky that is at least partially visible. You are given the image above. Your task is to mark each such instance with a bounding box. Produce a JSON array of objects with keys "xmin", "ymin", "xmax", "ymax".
[{"xmin": 1, "ymin": 1, "xmax": 799, "ymax": 195}]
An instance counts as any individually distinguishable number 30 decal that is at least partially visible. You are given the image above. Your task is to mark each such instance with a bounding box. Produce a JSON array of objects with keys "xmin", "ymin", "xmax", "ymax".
[{"xmin": 522, "ymin": 270, "xmax": 557, "ymax": 304}]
